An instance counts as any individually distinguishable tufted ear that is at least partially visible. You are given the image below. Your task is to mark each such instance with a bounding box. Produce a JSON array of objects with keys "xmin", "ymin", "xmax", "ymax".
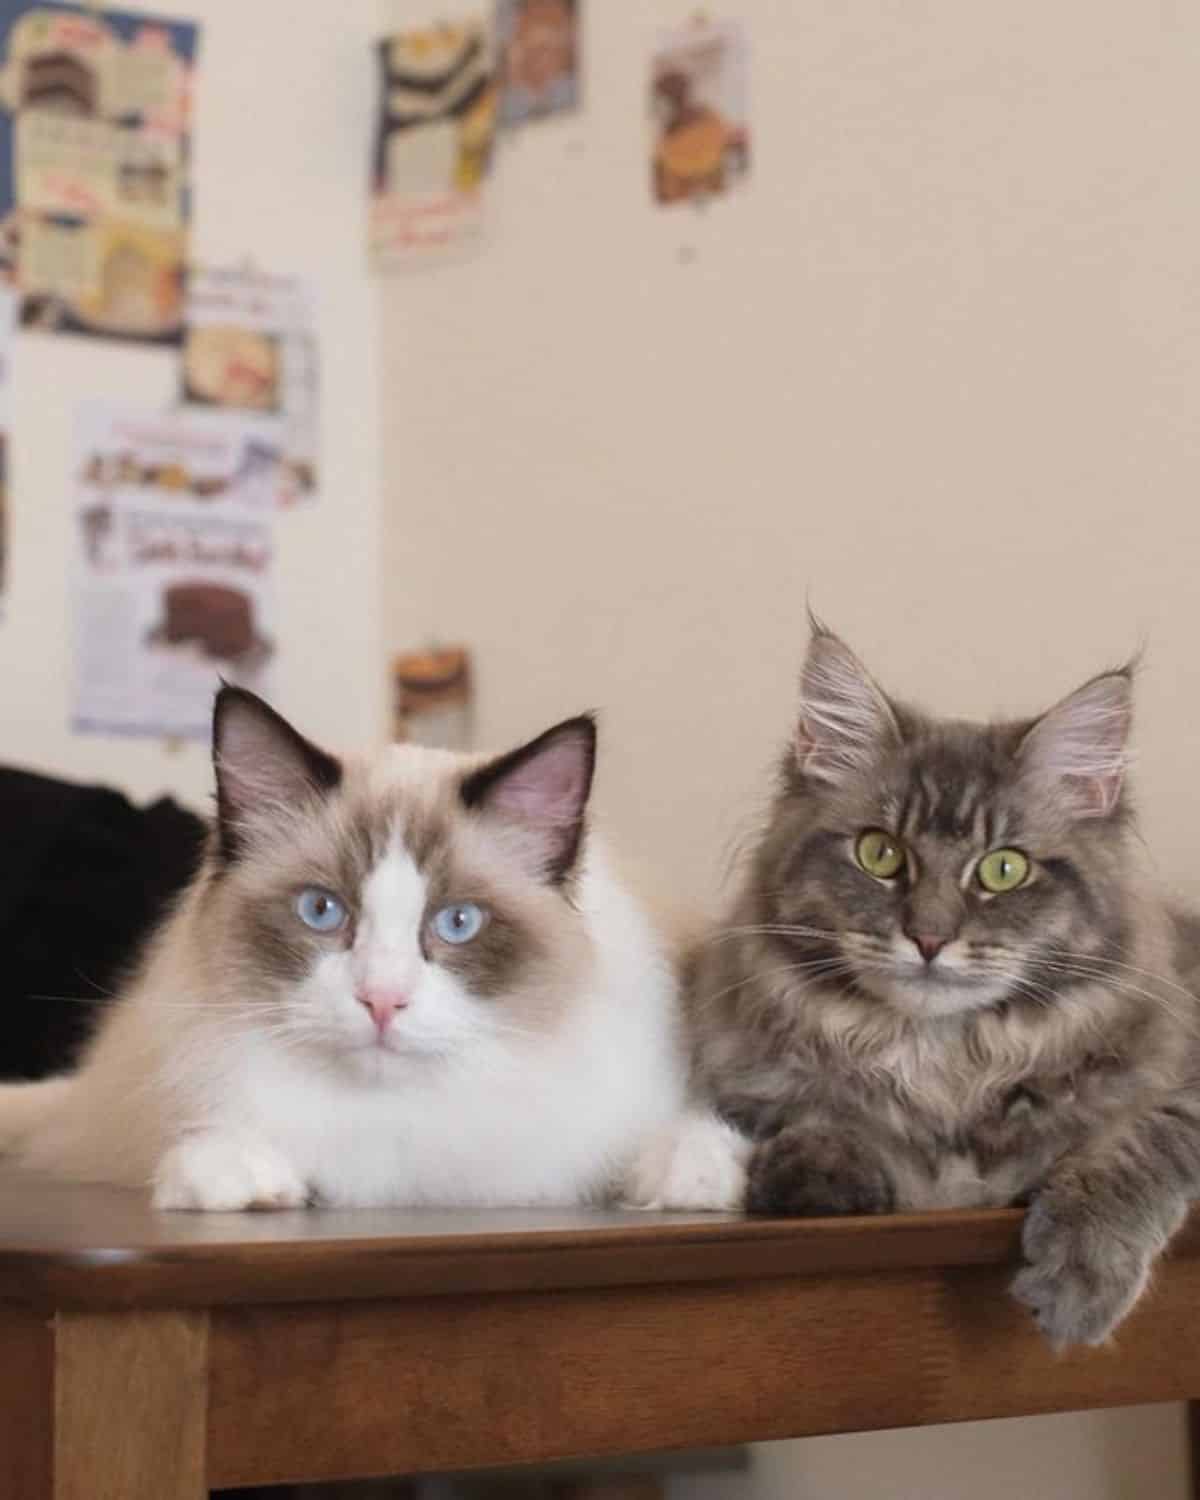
[
  {"xmin": 794, "ymin": 622, "xmax": 900, "ymax": 784},
  {"xmin": 212, "ymin": 685, "xmax": 342, "ymax": 860},
  {"xmin": 1018, "ymin": 668, "xmax": 1133, "ymax": 818},
  {"xmin": 461, "ymin": 714, "xmax": 596, "ymax": 884}
]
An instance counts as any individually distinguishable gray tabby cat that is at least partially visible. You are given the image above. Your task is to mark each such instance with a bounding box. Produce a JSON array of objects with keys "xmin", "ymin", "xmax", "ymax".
[{"xmin": 651, "ymin": 623, "xmax": 1200, "ymax": 1347}]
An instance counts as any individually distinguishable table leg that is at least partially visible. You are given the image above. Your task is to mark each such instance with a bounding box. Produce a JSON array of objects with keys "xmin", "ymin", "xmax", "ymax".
[
  {"xmin": 1191, "ymin": 1402, "xmax": 1200, "ymax": 1500},
  {"xmin": 0, "ymin": 1303, "xmax": 209, "ymax": 1499}
]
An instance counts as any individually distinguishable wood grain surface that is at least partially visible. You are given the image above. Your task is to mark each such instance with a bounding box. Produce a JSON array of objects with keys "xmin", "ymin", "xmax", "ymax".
[
  {"xmin": 2, "ymin": 1166, "xmax": 1199, "ymax": 1493},
  {"xmin": 0, "ymin": 1164, "xmax": 1058, "ymax": 1310},
  {"xmin": 0, "ymin": 1303, "xmax": 208, "ymax": 1498},
  {"xmin": 207, "ymin": 1261, "xmax": 1200, "ymax": 1489}
]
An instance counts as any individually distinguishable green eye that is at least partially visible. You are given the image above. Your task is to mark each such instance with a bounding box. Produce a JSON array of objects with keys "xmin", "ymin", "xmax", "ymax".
[
  {"xmin": 977, "ymin": 848, "xmax": 1030, "ymax": 894},
  {"xmin": 855, "ymin": 829, "xmax": 905, "ymax": 880}
]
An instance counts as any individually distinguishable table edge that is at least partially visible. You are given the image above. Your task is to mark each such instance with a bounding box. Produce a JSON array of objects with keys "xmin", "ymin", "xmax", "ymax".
[{"xmin": 4, "ymin": 1207, "xmax": 1197, "ymax": 1311}]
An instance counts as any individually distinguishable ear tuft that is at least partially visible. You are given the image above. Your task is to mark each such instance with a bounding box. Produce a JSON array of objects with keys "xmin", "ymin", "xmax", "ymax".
[
  {"xmin": 461, "ymin": 714, "xmax": 596, "ymax": 884},
  {"xmin": 795, "ymin": 625, "xmax": 899, "ymax": 784},
  {"xmin": 212, "ymin": 686, "xmax": 342, "ymax": 860},
  {"xmin": 1018, "ymin": 668, "xmax": 1133, "ymax": 818}
]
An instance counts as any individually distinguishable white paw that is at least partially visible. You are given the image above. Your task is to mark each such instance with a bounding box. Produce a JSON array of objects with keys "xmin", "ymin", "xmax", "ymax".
[
  {"xmin": 623, "ymin": 1111, "xmax": 751, "ymax": 1211},
  {"xmin": 153, "ymin": 1134, "xmax": 309, "ymax": 1212}
]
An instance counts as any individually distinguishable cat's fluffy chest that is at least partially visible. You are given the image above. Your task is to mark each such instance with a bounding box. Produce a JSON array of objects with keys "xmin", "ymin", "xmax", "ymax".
[
  {"xmin": 215, "ymin": 932, "xmax": 680, "ymax": 1208},
  {"xmin": 704, "ymin": 967, "xmax": 1170, "ymax": 1211}
]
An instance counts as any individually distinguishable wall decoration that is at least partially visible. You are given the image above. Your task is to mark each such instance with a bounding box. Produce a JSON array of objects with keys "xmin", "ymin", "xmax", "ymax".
[
  {"xmin": 181, "ymin": 264, "xmax": 318, "ymax": 506},
  {"xmin": 392, "ymin": 643, "xmax": 473, "ymax": 749},
  {"xmin": 0, "ymin": 4, "xmax": 199, "ymax": 343},
  {"xmin": 497, "ymin": 0, "xmax": 579, "ymax": 126},
  {"xmin": 0, "ymin": 281, "xmax": 13, "ymax": 615},
  {"xmin": 370, "ymin": 19, "xmax": 499, "ymax": 270},
  {"xmin": 71, "ymin": 403, "xmax": 277, "ymax": 740},
  {"xmin": 650, "ymin": 18, "xmax": 749, "ymax": 207}
]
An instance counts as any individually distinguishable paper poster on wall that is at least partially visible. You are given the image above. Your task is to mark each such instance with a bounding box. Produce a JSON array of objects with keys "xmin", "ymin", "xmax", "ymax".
[
  {"xmin": 181, "ymin": 264, "xmax": 318, "ymax": 506},
  {"xmin": 71, "ymin": 404, "xmax": 277, "ymax": 740},
  {"xmin": 370, "ymin": 19, "xmax": 499, "ymax": 270},
  {"xmin": 650, "ymin": 19, "xmax": 749, "ymax": 207},
  {"xmin": 497, "ymin": 0, "xmax": 579, "ymax": 126},
  {"xmin": 0, "ymin": 4, "xmax": 199, "ymax": 343},
  {"xmin": 0, "ymin": 282, "xmax": 13, "ymax": 615},
  {"xmin": 392, "ymin": 643, "xmax": 472, "ymax": 749}
]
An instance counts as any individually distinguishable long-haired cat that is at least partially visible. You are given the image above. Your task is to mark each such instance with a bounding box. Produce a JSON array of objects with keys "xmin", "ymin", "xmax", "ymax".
[
  {"xmin": 631, "ymin": 622, "xmax": 1200, "ymax": 1347},
  {"xmin": 0, "ymin": 688, "xmax": 684, "ymax": 1209}
]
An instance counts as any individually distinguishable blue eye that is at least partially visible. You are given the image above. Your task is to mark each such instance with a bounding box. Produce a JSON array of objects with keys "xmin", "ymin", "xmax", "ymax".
[
  {"xmin": 295, "ymin": 887, "xmax": 347, "ymax": 933},
  {"xmin": 432, "ymin": 902, "xmax": 486, "ymax": 945}
]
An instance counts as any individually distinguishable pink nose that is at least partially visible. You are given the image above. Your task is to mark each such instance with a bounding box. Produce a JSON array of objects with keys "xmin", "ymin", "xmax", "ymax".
[
  {"xmin": 909, "ymin": 933, "xmax": 949, "ymax": 963},
  {"xmin": 356, "ymin": 985, "xmax": 408, "ymax": 1031}
]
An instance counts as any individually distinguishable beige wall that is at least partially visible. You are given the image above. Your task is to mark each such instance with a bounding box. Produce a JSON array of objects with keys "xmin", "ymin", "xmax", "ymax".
[
  {"xmin": 383, "ymin": 0, "xmax": 1200, "ymax": 917},
  {"xmin": 382, "ymin": 1, "xmax": 1200, "ymax": 1495}
]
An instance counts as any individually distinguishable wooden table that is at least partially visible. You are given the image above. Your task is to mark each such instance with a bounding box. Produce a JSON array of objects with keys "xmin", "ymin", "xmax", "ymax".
[{"xmin": 2, "ymin": 1165, "xmax": 1199, "ymax": 1500}]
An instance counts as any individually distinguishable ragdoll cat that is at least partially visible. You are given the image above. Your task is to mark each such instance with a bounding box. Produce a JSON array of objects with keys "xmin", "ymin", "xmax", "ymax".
[
  {"xmin": 0, "ymin": 687, "xmax": 684, "ymax": 1210},
  {"xmin": 631, "ymin": 622, "xmax": 1200, "ymax": 1348}
]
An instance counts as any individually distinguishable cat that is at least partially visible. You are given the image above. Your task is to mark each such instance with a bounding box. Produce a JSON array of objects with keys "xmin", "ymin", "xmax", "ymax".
[
  {"xmin": 0, "ymin": 686, "xmax": 684, "ymax": 1210},
  {"xmin": 629, "ymin": 620, "xmax": 1200, "ymax": 1348}
]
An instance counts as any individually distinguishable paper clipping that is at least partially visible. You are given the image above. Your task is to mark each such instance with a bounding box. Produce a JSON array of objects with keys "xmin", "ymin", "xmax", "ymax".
[
  {"xmin": 0, "ymin": 4, "xmax": 199, "ymax": 342},
  {"xmin": 181, "ymin": 263, "xmax": 318, "ymax": 506},
  {"xmin": 650, "ymin": 19, "xmax": 750, "ymax": 207},
  {"xmin": 72, "ymin": 403, "xmax": 276, "ymax": 739},
  {"xmin": 370, "ymin": 19, "xmax": 499, "ymax": 270}
]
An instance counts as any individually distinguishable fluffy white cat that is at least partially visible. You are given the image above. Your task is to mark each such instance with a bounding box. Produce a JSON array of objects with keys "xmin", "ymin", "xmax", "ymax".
[{"xmin": 0, "ymin": 688, "xmax": 685, "ymax": 1210}]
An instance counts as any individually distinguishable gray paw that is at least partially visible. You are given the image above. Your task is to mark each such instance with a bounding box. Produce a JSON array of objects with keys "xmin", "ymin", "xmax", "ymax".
[
  {"xmin": 1011, "ymin": 1181, "xmax": 1161, "ymax": 1349},
  {"xmin": 746, "ymin": 1127, "xmax": 894, "ymax": 1217}
]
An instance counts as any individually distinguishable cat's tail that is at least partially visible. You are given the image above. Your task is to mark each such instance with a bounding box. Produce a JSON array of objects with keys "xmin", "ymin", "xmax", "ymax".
[{"xmin": 0, "ymin": 1077, "xmax": 73, "ymax": 1155}]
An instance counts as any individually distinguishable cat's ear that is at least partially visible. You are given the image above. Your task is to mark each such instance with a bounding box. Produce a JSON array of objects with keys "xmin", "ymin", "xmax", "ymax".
[
  {"xmin": 1018, "ymin": 668, "xmax": 1133, "ymax": 818},
  {"xmin": 461, "ymin": 714, "xmax": 596, "ymax": 883},
  {"xmin": 212, "ymin": 685, "xmax": 342, "ymax": 860},
  {"xmin": 794, "ymin": 623, "xmax": 900, "ymax": 784}
]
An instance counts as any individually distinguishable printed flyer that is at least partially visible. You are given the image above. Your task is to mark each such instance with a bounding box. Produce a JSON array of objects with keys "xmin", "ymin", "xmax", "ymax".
[
  {"xmin": 650, "ymin": 19, "xmax": 750, "ymax": 207},
  {"xmin": 71, "ymin": 403, "xmax": 276, "ymax": 740},
  {"xmin": 0, "ymin": 3, "xmax": 199, "ymax": 342},
  {"xmin": 497, "ymin": 0, "xmax": 579, "ymax": 125},
  {"xmin": 181, "ymin": 263, "xmax": 318, "ymax": 506},
  {"xmin": 370, "ymin": 19, "xmax": 499, "ymax": 270}
]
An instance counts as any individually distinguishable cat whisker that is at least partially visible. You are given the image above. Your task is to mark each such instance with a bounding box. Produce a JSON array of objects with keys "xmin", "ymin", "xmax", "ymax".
[
  {"xmin": 1030, "ymin": 958, "xmax": 1192, "ymax": 1024},
  {"xmin": 1040, "ymin": 947, "xmax": 1200, "ymax": 1013},
  {"xmin": 694, "ymin": 956, "xmax": 859, "ymax": 1013},
  {"xmin": 703, "ymin": 922, "xmax": 842, "ymax": 947}
]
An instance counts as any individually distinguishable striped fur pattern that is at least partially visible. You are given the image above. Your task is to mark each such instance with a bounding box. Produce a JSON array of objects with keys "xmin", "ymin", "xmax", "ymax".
[{"xmin": 683, "ymin": 625, "xmax": 1200, "ymax": 1346}]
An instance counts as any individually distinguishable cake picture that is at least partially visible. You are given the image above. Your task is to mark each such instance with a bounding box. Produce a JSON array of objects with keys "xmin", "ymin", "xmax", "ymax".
[
  {"xmin": 0, "ymin": 6, "xmax": 197, "ymax": 344},
  {"xmin": 384, "ymin": 23, "xmax": 490, "ymax": 122},
  {"xmin": 183, "ymin": 325, "xmax": 280, "ymax": 411},
  {"xmin": 146, "ymin": 582, "xmax": 272, "ymax": 666},
  {"xmin": 20, "ymin": 50, "xmax": 96, "ymax": 113},
  {"xmin": 374, "ymin": 20, "xmax": 496, "ymax": 195},
  {"xmin": 392, "ymin": 644, "xmax": 473, "ymax": 749},
  {"xmin": 93, "ymin": 230, "xmax": 184, "ymax": 335},
  {"xmin": 650, "ymin": 22, "xmax": 750, "ymax": 207}
]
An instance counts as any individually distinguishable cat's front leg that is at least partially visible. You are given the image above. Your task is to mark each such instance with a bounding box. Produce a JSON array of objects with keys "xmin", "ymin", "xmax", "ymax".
[
  {"xmin": 745, "ymin": 1123, "xmax": 896, "ymax": 1216},
  {"xmin": 1011, "ymin": 1162, "xmax": 1186, "ymax": 1348},
  {"xmin": 623, "ymin": 1109, "xmax": 752, "ymax": 1211},
  {"xmin": 154, "ymin": 1131, "xmax": 310, "ymax": 1211}
]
